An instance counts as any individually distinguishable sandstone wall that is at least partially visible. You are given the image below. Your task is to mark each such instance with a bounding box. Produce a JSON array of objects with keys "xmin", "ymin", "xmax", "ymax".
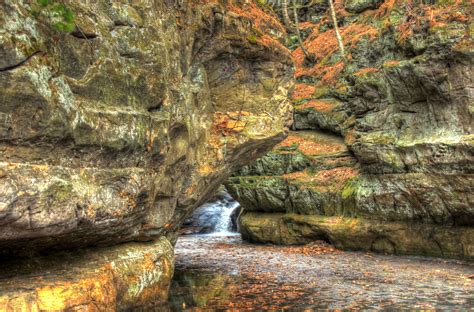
[{"xmin": 0, "ymin": 0, "xmax": 292, "ymax": 253}]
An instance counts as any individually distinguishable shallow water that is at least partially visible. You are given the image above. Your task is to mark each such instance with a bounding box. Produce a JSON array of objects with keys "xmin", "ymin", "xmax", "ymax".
[{"xmin": 165, "ymin": 235, "xmax": 474, "ymax": 310}]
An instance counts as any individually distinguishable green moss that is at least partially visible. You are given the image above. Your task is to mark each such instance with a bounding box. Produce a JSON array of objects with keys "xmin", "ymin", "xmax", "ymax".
[
  {"xmin": 435, "ymin": 0, "xmax": 469, "ymax": 6},
  {"xmin": 247, "ymin": 35, "xmax": 258, "ymax": 44},
  {"xmin": 45, "ymin": 180, "xmax": 74, "ymax": 203},
  {"xmin": 275, "ymin": 142, "xmax": 299, "ymax": 152},
  {"xmin": 388, "ymin": 8, "xmax": 404, "ymax": 28},
  {"xmin": 353, "ymin": 71, "xmax": 385, "ymax": 91},
  {"xmin": 255, "ymin": 0, "xmax": 270, "ymax": 9},
  {"xmin": 227, "ymin": 176, "xmax": 286, "ymax": 189},
  {"xmin": 312, "ymin": 86, "xmax": 331, "ymax": 99},
  {"xmin": 319, "ymin": 54, "xmax": 333, "ymax": 67},
  {"xmin": 361, "ymin": 132, "xmax": 396, "ymax": 145},
  {"xmin": 341, "ymin": 177, "xmax": 359, "ymax": 200}
]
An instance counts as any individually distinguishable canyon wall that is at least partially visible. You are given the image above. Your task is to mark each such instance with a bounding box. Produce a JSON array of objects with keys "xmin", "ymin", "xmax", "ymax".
[
  {"xmin": 0, "ymin": 1, "xmax": 292, "ymax": 309},
  {"xmin": 227, "ymin": 0, "xmax": 474, "ymax": 259}
]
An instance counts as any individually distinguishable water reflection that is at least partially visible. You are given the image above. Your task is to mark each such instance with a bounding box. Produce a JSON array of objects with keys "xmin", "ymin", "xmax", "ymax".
[
  {"xmin": 163, "ymin": 236, "xmax": 474, "ymax": 310},
  {"xmin": 166, "ymin": 270, "xmax": 237, "ymax": 310},
  {"xmin": 166, "ymin": 267, "xmax": 320, "ymax": 310}
]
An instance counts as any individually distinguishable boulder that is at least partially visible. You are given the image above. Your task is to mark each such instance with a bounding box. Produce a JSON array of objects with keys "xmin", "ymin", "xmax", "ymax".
[
  {"xmin": 240, "ymin": 212, "xmax": 474, "ymax": 259},
  {"xmin": 0, "ymin": 237, "xmax": 174, "ymax": 310}
]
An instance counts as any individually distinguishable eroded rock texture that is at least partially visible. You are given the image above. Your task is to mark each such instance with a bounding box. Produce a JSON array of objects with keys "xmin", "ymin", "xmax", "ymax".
[
  {"xmin": 0, "ymin": 0, "xmax": 292, "ymax": 308},
  {"xmin": 228, "ymin": 0, "xmax": 474, "ymax": 259},
  {"xmin": 0, "ymin": 237, "xmax": 174, "ymax": 311},
  {"xmin": 0, "ymin": 1, "xmax": 292, "ymax": 253}
]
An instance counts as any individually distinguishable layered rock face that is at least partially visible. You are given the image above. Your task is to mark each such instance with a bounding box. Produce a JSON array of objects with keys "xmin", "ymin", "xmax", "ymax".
[
  {"xmin": 228, "ymin": 0, "xmax": 474, "ymax": 259},
  {"xmin": 0, "ymin": 1, "xmax": 292, "ymax": 309},
  {"xmin": 0, "ymin": 237, "xmax": 175, "ymax": 310}
]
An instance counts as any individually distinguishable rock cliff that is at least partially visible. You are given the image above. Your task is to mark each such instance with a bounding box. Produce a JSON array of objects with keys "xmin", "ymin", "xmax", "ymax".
[
  {"xmin": 227, "ymin": 0, "xmax": 473, "ymax": 259},
  {"xmin": 0, "ymin": 1, "xmax": 292, "ymax": 309}
]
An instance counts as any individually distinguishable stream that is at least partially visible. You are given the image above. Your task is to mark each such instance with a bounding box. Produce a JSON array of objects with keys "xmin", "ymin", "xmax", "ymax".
[{"xmin": 162, "ymin": 195, "xmax": 473, "ymax": 310}]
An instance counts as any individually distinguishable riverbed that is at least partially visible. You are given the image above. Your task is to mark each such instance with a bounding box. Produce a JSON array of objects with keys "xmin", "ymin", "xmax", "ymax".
[{"xmin": 164, "ymin": 235, "xmax": 473, "ymax": 310}]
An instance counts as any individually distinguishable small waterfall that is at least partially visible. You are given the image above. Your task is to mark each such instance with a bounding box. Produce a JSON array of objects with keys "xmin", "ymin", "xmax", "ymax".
[
  {"xmin": 181, "ymin": 191, "xmax": 241, "ymax": 236},
  {"xmin": 213, "ymin": 195, "xmax": 240, "ymax": 234}
]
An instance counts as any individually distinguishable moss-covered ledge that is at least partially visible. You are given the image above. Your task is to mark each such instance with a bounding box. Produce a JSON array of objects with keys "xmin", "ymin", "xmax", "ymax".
[{"xmin": 240, "ymin": 212, "xmax": 474, "ymax": 260}]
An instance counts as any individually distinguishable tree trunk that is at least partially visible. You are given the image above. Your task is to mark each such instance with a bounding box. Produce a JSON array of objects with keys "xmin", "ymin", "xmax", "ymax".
[
  {"xmin": 281, "ymin": 0, "xmax": 294, "ymax": 29},
  {"xmin": 328, "ymin": 0, "xmax": 346, "ymax": 61},
  {"xmin": 292, "ymin": 0, "xmax": 312, "ymax": 60}
]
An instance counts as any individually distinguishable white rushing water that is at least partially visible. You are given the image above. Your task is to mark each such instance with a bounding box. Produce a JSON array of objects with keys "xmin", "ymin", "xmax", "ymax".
[
  {"xmin": 182, "ymin": 191, "xmax": 241, "ymax": 236},
  {"xmin": 212, "ymin": 196, "xmax": 241, "ymax": 235}
]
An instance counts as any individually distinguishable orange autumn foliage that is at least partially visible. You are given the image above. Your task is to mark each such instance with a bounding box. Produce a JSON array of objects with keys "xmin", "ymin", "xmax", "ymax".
[
  {"xmin": 289, "ymin": 0, "xmax": 470, "ymax": 96},
  {"xmin": 283, "ymin": 167, "xmax": 358, "ymax": 189},
  {"xmin": 354, "ymin": 67, "xmax": 380, "ymax": 76},
  {"xmin": 298, "ymin": 21, "xmax": 318, "ymax": 29},
  {"xmin": 277, "ymin": 135, "xmax": 346, "ymax": 155},
  {"xmin": 295, "ymin": 99, "xmax": 337, "ymax": 112},
  {"xmin": 258, "ymin": 33, "xmax": 290, "ymax": 53},
  {"xmin": 229, "ymin": 2, "xmax": 285, "ymax": 34},
  {"xmin": 280, "ymin": 241, "xmax": 342, "ymax": 256},
  {"xmin": 362, "ymin": 0, "xmax": 471, "ymax": 43},
  {"xmin": 293, "ymin": 23, "xmax": 378, "ymax": 83},
  {"xmin": 398, "ymin": 2, "xmax": 469, "ymax": 43},
  {"xmin": 384, "ymin": 60, "xmax": 401, "ymax": 67},
  {"xmin": 292, "ymin": 83, "xmax": 316, "ymax": 100},
  {"xmin": 228, "ymin": 1, "xmax": 289, "ymax": 55},
  {"xmin": 333, "ymin": 0, "xmax": 351, "ymax": 18},
  {"xmin": 344, "ymin": 128, "xmax": 357, "ymax": 146}
]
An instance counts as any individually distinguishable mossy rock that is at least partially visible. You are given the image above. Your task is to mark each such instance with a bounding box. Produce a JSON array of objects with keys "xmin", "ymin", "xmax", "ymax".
[
  {"xmin": 344, "ymin": 0, "xmax": 384, "ymax": 13},
  {"xmin": 239, "ymin": 212, "xmax": 474, "ymax": 259}
]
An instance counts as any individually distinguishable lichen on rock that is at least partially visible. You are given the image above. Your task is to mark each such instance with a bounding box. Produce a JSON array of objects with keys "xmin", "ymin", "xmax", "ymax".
[{"xmin": 0, "ymin": 0, "xmax": 293, "ymax": 308}]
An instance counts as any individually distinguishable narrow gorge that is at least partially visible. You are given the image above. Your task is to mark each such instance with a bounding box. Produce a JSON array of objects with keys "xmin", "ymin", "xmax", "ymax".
[{"xmin": 0, "ymin": 0, "xmax": 472, "ymax": 310}]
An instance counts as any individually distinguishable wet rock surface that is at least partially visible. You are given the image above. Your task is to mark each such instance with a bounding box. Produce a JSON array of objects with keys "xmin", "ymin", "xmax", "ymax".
[
  {"xmin": 179, "ymin": 190, "xmax": 240, "ymax": 235},
  {"xmin": 165, "ymin": 235, "xmax": 474, "ymax": 310}
]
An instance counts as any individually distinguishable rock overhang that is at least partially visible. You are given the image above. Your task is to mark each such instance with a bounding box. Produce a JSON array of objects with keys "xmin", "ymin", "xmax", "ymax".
[{"xmin": 0, "ymin": 1, "xmax": 294, "ymax": 255}]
